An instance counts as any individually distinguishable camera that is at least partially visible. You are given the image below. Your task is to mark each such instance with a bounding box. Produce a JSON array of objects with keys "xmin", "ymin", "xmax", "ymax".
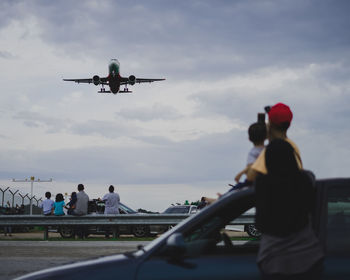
[{"xmin": 257, "ymin": 113, "xmax": 265, "ymax": 123}]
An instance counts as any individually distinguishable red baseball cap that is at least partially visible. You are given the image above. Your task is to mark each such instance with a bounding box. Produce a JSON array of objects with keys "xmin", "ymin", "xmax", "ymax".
[{"xmin": 267, "ymin": 103, "xmax": 293, "ymax": 125}]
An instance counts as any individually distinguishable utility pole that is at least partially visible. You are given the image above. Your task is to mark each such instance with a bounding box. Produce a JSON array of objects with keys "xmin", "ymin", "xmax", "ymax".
[{"xmin": 12, "ymin": 176, "xmax": 53, "ymax": 215}]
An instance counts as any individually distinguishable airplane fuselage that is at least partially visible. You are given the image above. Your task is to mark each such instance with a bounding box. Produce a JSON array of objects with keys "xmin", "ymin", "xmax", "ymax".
[{"xmin": 108, "ymin": 59, "xmax": 121, "ymax": 93}]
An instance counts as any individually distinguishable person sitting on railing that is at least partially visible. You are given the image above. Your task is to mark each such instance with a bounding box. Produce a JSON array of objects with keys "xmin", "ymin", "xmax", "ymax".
[
  {"xmin": 65, "ymin": 192, "xmax": 77, "ymax": 215},
  {"xmin": 203, "ymin": 121, "xmax": 266, "ymax": 204},
  {"xmin": 53, "ymin": 193, "xmax": 65, "ymax": 216},
  {"xmin": 40, "ymin": 191, "xmax": 54, "ymax": 216},
  {"xmin": 72, "ymin": 184, "xmax": 89, "ymax": 216}
]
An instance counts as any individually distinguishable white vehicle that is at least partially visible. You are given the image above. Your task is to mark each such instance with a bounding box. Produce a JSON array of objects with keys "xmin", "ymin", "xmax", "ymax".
[{"xmin": 163, "ymin": 205, "xmax": 198, "ymax": 214}]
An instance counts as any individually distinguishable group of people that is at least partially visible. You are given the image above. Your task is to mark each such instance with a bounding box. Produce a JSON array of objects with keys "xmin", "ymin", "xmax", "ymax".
[
  {"xmin": 40, "ymin": 184, "xmax": 120, "ymax": 216},
  {"xmin": 38, "ymin": 102, "xmax": 324, "ymax": 278},
  {"xmin": 204, "ymin": 102, "xmax": 324, "ymax": 279}
]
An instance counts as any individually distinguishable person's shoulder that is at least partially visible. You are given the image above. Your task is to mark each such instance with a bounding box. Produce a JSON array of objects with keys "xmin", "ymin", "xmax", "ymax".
[
  {"xmin": 285, "ymin": 138, "xmax": 300, "ymax": 152},
  {"xmin": 299, "ymin": 170, "xmax": 316, "ymax": 186}
]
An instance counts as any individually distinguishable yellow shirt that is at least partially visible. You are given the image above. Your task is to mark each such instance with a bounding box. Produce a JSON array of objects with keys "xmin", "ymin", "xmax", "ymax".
[{"xmin": 251, "ymin": 138, "xmax": 302, "ymax": 175}]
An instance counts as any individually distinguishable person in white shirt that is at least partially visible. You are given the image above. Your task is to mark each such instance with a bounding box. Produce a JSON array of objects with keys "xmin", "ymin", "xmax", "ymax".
[
  {"xmin": 102, "ymin": 185, "xmax": 120, "ymax": 214},
  {"xmin": 41, "ymin": 192, "xmax": 54, "ymax": 216}
]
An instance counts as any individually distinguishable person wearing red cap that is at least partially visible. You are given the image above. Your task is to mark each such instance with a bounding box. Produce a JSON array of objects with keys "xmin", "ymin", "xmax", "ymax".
[{"xmin": 247, "ymin": 103, "xmax": 302, "ymax": 181}]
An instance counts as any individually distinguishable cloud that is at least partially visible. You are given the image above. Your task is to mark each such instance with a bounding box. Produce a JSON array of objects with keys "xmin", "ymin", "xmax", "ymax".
[
  {"xmin": 117, "ymin": 103, "xmax": 182, "ymax": 121},
  {"xmin": 0, "ymin": 50, "xmax": 16, "ymax": 59},
  {"xmin": 69, "ymin": 119, "xmax": 134, "ymax": 139},
  {"xmin": 1, "ymin": 0, "xmax": 350, "ymax": 210},
  {"xmin": 13, "ymin": 111, "xmax": 70, "ymax": 133},
  {"xmin": 0, "ymin": 127, "xmax": 248, "ymax": 185}
]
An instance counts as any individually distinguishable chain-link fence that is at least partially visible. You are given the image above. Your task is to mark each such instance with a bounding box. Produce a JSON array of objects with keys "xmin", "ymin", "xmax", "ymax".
[{"xmin": 0, "ymin": 187, "xmax": 43, "ymax": 215}]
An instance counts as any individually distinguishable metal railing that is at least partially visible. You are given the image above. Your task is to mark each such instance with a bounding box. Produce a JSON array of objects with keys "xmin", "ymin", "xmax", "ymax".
[{"xmin": 0, "ymin": 213, "xmax": 255, "ymax": 239}]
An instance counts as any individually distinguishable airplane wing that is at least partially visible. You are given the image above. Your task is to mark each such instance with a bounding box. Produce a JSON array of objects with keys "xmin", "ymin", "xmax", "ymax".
[
  {"xmin": 63, "ymin": 77, "xmax": 109, "ymax": 85},
  {"xmin": 135, "ymin": 78, "xmax": 165, "ymax": 83},
  {"xmin": 120, "ymin": 77, "xmax": 165, "ymax": 85}
]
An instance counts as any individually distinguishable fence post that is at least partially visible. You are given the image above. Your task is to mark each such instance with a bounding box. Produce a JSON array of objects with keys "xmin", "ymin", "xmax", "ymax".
[
  {"xmin": 33, "ymin": 196, "xmax": 40, "ymax": 207},
  {"xmin": 9, "ymin": 189, "xmax": 19, "ymax": 208},
  {"xmin": 44, "ymin": 226, "xmax": 49, "ymax": 240},
  {"xmin": 112, "ymin": 227, "xmax": 118, "ymax": 239},
  {"xmin": 24, "ymin": 194, "xmax": 30, "ymax": 214},
  {"xmin": 30, "ymin": 196, "xmax": 36, "ymax": 214},
  {"xmin": 0, "ymin": 187, "xmax": 10, "ymax": 207}
]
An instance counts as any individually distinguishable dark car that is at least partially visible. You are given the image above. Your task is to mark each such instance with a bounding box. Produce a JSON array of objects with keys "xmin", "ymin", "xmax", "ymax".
[
  {"xmin": 59, "ymin": 201, "xmax": 151, "ymax": 238},
  {"xmin": 17, "ymin": 178, "xmax": 350, "ymax": 279}
]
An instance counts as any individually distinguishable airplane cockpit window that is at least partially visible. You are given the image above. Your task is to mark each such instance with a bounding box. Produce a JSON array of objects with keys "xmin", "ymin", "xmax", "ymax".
[
  {"xmin": 110, "ymin": 58, "xmax": 120, "ymax": 65},
  {"xmin": 109, "ymin": 59, "xmax": 120, "ymax": 74}
]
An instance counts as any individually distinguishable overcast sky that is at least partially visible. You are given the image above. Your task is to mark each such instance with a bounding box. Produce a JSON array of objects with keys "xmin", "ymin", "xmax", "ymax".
[{"xmin": 0, "ymin": 0, "xmax": 349, "ymax": 211}]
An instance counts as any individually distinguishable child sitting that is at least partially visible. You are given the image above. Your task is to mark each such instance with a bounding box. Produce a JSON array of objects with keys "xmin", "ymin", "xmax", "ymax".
[
  {"xmin": 204, "ymin": 121, "xmax": 266, "ymax": 204},
  {"xmin": 230, "ymin": 121, "xmax": 266, "ymax": 190}
]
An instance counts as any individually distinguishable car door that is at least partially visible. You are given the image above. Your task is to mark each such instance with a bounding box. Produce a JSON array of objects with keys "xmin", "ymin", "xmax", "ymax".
[
  {"xmin": 136, "ymin": 190, "xmax": 259, "ymax": 280},
  {"xmin": 318, "ymin": 178, "xmax": 350, "ymax": 279},
  {"xmin": 136, "ymin": 254, "xmax": 258, "ymax": 280}
]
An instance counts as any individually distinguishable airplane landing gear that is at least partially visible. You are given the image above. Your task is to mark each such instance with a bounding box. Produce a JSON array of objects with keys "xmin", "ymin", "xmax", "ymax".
[
  {"xmin": 119, "ymin": 85, "xmax": 132, "ymax": 93},
  {"xmin": 98, "ymin": 84, "xmax": 111, "ymax": 93}
]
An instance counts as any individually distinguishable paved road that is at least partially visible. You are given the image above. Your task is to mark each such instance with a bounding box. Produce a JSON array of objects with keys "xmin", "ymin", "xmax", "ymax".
[{"xmin": 0, "ymin": 240, "xmax": 150, "ymax": 280}]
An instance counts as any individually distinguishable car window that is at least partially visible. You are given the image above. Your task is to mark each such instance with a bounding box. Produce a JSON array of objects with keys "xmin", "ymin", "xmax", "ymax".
[
  {"xmin": 178, "ymin": 194, "xmax": 257, "ymax": 257},
  {"xmin": 164, "ymin": 207, "xmax": 189, "ymax": 214},
  {"xmin": 327, "ymin": 184, "xmax": 350, "ymax": 254},
  {"xmin": 119, "ymin": 203, "xmax": 137, "ymax": 214}
]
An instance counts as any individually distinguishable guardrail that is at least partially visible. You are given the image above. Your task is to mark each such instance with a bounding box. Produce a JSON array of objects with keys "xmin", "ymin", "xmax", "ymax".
[{"xmin": 0, "ymin": 213, "xmax": 255, "ymax": 240}]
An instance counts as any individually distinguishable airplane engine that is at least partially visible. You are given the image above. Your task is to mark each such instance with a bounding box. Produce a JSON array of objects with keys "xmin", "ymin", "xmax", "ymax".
[
  {"xmin": 128, "ymin": 75, "xmax": 136, "ymax": 85},
  {"xmin": 92, "ymin": 75, "xmax": 100, "ymax": 85}
]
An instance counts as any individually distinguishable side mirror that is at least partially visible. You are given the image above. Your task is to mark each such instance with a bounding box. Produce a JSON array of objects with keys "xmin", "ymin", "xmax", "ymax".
[{"xmin": 165, "ymin": 233, "xmax": 186, "ymax": 257}]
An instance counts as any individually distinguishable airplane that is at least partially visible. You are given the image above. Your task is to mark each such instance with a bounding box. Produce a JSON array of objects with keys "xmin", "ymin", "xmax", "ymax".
[{"xmin": 63, "ymin": 59, "xmax": 165, "ymax": 94}]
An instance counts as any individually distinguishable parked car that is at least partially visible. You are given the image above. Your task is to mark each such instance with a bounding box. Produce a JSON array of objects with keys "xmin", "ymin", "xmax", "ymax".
[
  {"xmin": 148, "ymin": 205, "xmax": 198, "ymax": 235},
  {"xmin": 17, "ymin": 178, "xmax": 350, "ymax": 279},
  {"xmin": 59, "ymin": 201, "xmax": 151, "ymax": 238},
  {"xmin": 163, "ymin": 205, "xmax": 198, "ymax": 214}
]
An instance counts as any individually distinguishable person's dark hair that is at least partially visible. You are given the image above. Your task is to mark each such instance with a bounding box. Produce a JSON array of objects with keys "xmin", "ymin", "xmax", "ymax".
[
  {"xmin": 71, "ymin": 192, "xmax": 77, "ymax": 202},
  {"xmin": 45, "ymin": 192, "xmax": 51, "ymax": 199},
  {"xmin": 109, "ymin": 185, "xmax": 114, "ymax": 193},
  {"xmin": 255, "ymin": 139, "xmax": 314, "ymax": 237},
  {"xmin": 248, "ymin": 122, "xmax": 267, "ymax": 144},
  {"xmin": 270, "ymin": 121, "xmax": 290, "ymax": 132},
  {"xmin": 265, "ymin": 139, "xmax": 298, "ymax": 176},
  {"xmin": 55, "ymin": 193, "xmax": 64, "ymax": 202},
  {"xmin": 77, "ymin": 184, "xmax": 84, "ymax": 191}
]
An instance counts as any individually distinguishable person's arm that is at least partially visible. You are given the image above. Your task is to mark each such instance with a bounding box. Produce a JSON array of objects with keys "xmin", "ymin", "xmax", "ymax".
[
  {"xmin": 234, "ymin": 164, "xmax": 252, "ymax": 182},
  {"xmin": 203, "ymin": 197, "xmax": 217, "ymax": 204},
  {"xmin": 102, "ymin": 194, "xmax": 108, "ymax": 202}
]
